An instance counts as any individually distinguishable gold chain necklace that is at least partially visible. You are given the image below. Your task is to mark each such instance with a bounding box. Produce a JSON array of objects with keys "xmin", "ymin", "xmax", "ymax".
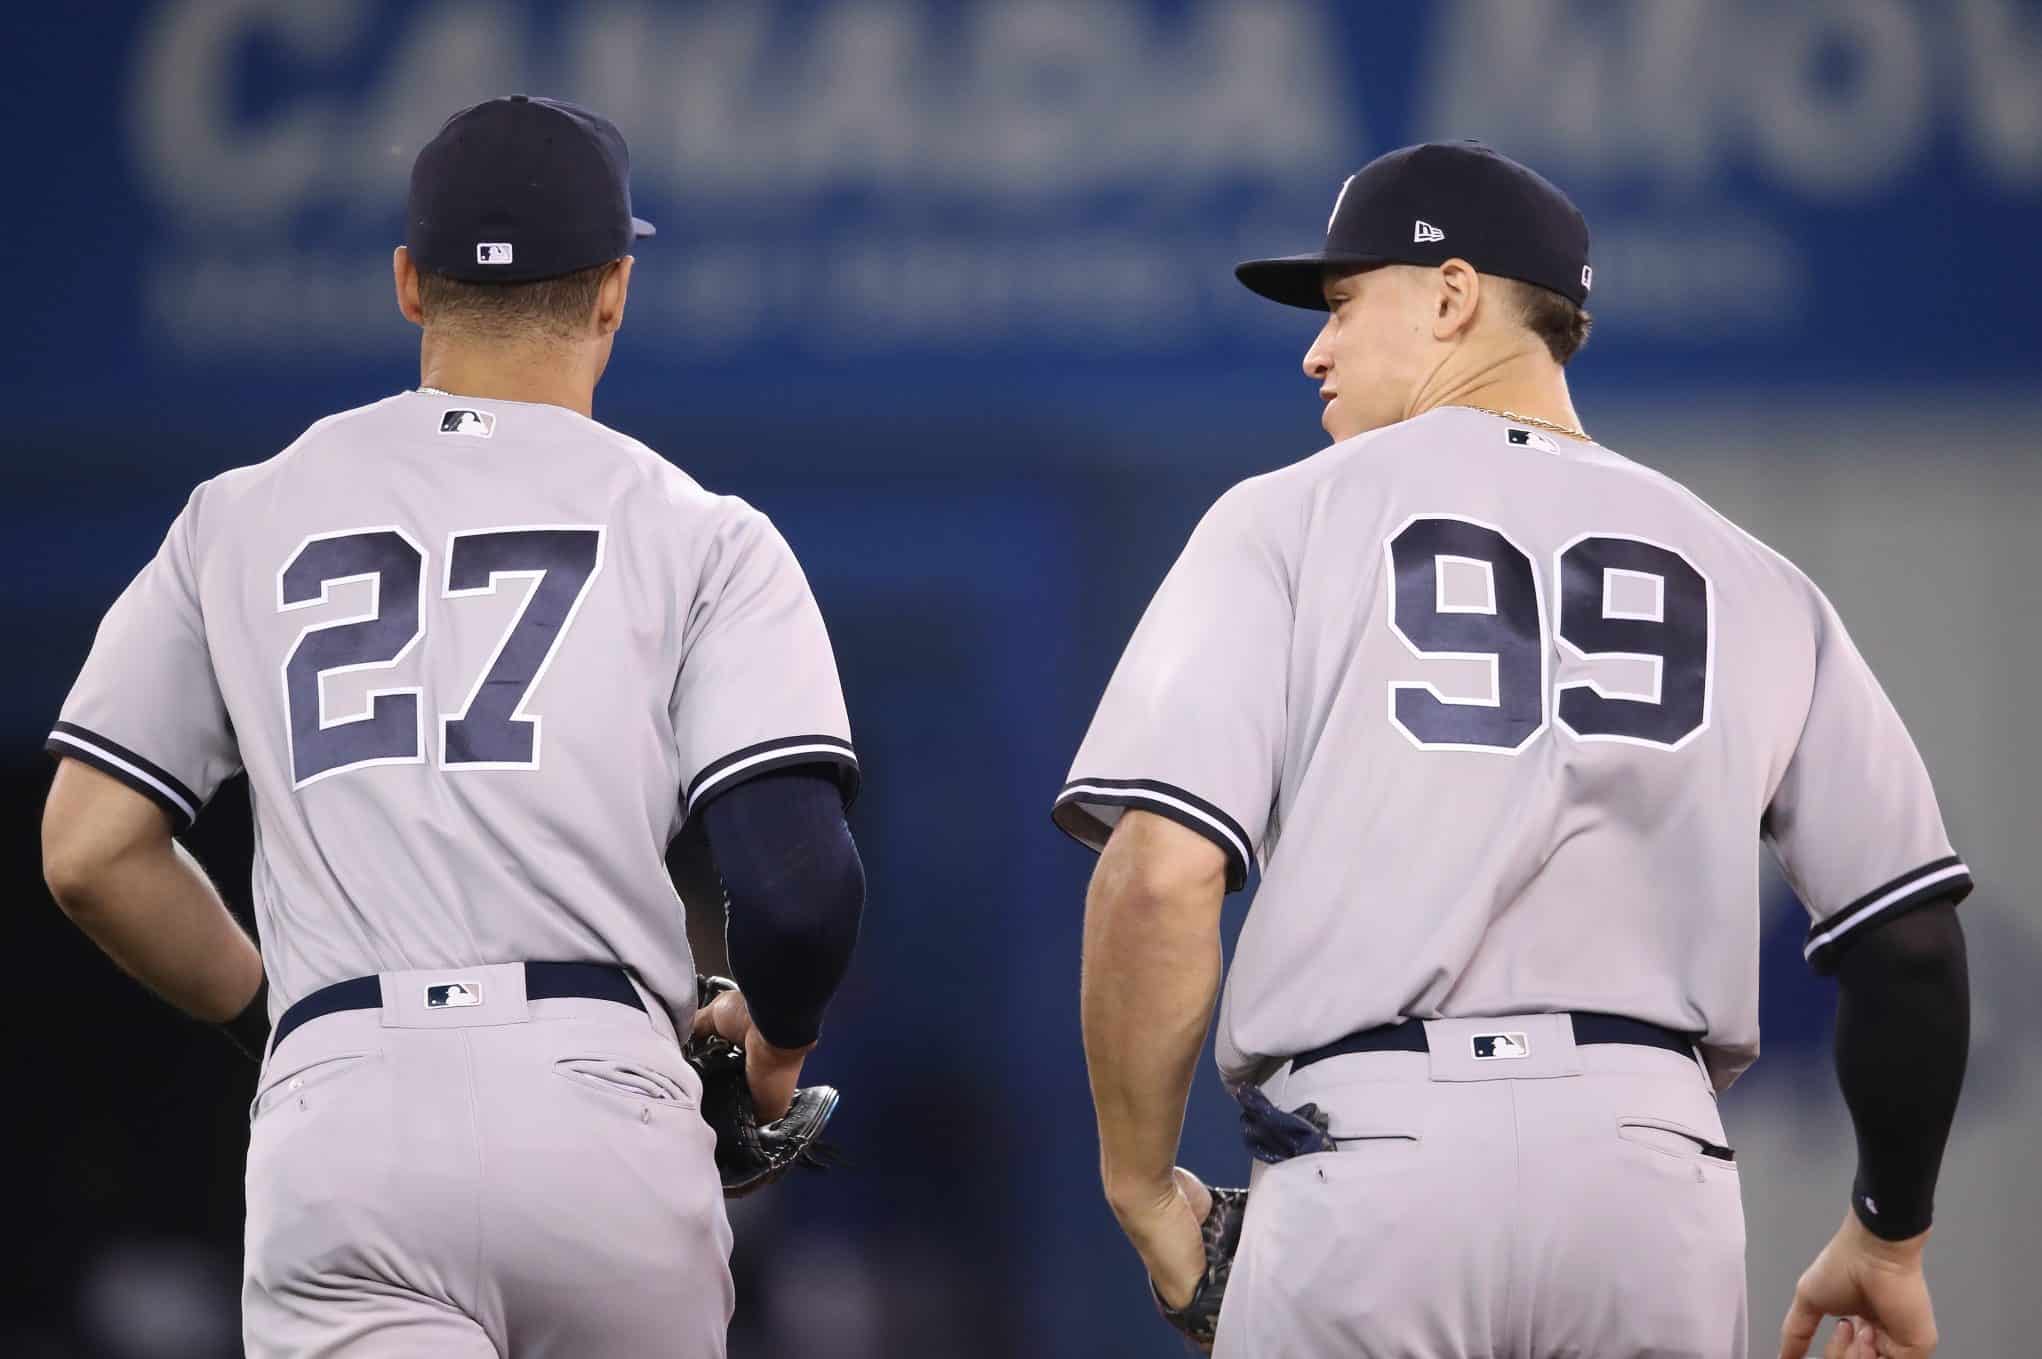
[{"xmin": 1450, "ymin": 404, "xmax": 1591, "ymax": 442}]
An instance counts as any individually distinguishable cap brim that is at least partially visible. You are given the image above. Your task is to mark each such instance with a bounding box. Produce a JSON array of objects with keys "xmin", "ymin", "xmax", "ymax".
[
  {"xmin": 631, "ymin": 216, "xmax": 656, "ymax": 239},
  {"xmin": 1234, "ymin": 252, "xmax": 1387, "ymax": 310}
]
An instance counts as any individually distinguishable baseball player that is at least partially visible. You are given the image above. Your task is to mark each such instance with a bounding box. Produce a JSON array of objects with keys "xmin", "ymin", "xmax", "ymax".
[
  {"xmin": 39, "ymin": 95, "xmax": 866, "ymax": 1357},
  {"xmin": 1055, "ymin": 142, "xmax": 1972, "ymax": 1358}
]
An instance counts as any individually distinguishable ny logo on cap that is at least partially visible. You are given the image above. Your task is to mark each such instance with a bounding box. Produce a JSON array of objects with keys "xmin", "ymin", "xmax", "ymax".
[
  {"xmin": 476, "ymin": 242, "xmax": 514, "ymax": 265},
  {"xmin": 426, "ymin": 982, "xmax": 482, "ymax": 1009},
  {"xmin": 1327, "ymin": 174, "xmax": 1357, "ymax": 232},
  {"xmin": 1413, "ymin": 220, "xmax": 1446, "ymax": 244},
  {"xmin": 1472, "ymin": 1032, "xmax": 1529, "ymax": 1060}
]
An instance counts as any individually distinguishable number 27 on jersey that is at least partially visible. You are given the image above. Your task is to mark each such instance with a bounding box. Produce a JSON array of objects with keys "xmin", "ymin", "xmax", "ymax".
[{"xmin": 278, "ymin": 525, "xmax": 605, "ymax": 787}]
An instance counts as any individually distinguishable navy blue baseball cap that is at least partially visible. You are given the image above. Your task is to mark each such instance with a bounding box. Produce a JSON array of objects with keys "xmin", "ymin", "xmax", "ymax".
[
  {"xmin": 407, "ymin": 95, "xmax": 654, "ymax": 284},
  {"xmin": 1236, "ymin": 141, "xmax": 1592, "ymax": 310}
]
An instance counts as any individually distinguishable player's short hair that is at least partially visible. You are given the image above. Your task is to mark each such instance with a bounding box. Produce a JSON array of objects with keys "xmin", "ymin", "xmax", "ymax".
[
  {"xmin": 415, "ymin": 261, "xmax": 618, "ymax": 340},
  {"xmin": 1499, "ymin": 277, "xmax": 1593, "ymax": 366}
]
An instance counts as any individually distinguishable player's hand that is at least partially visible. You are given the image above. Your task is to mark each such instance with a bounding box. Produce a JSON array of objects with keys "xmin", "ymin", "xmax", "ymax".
[
  {"xmin": 689, "ymin": 986, "xmax": 811, "ymax": 1121},
  {"xmin": 1820, "ymin": 1317, "xmax": 1881, "ymax": 1359},
  {"xmin": 1778, "ymin": 1212, "xmax": 1936, "ymax": 1358},
  {"xmin": 1109, "ymin": 1165, "xmax": 1212, "ymax": 1310}
]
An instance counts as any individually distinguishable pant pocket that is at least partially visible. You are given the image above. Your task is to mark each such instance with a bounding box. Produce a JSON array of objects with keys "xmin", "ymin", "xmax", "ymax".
[
  {"xmin": 1255, "ymin": 1130, "xmax": 1423, "ymax": 1191},
  {"xmin": 1318, "ymin": 1131, "xmax": 1423, "ymax": 1174},
  {"xmin": 249, "ymin": 1050, "xmax": 381, "ymax": 1125},
  {"xmin": 1617, "ymin": 1117, "xmax": 1736, "ymax": 1166},
  {"xmin": 554, "ymin": 1055, "xmax": 693, "ymax": 1107}
]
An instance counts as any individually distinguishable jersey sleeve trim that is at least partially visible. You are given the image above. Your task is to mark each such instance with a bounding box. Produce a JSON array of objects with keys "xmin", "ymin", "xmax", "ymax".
[
  {"xmin": 1052, "ymin": 777, "xmax": 1252, "ymax": 893},
  {"xmin": 687, "ymin": 734, "xmax": 859, "ymax": 815},
  {"xmin": 45, "ymin": 722, "xmax": 202, "ymax": 832},
  {"xmin": 1804, "ymin": 856, "xmax": 1973, "ymax": 974}
]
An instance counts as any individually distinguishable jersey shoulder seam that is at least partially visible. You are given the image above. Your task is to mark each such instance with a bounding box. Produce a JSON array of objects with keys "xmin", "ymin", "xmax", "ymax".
[
  {"xmin": 275, "ymin": 393, "xmax": 413, "ymax": 465},
  {"xmin": 1213, "ymin": 423, "xmax": 1402, "ymax": 523},
  {"xmin": 583, "ymin": 421, "xmax": 725, "ymax": 505},
  {"xmin": 188, "ymin": 396, "xmax": 414, "ymax": 552},
  {"xmin": 1640, "ymin": 462, "xmax": 1819, "ymax": 598}
]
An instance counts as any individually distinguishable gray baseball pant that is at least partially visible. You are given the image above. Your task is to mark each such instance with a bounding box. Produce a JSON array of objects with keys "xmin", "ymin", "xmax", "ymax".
[
  {"xmin": 1213, "ymin": 1014, "xmax": 1748, "ymax": 1359},
  {"xmin": 241, "ymin": 962, "xmax": 733, "ymax": 1357}
]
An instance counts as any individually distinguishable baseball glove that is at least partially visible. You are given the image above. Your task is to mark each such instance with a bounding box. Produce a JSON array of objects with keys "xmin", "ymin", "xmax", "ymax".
[
  {"xmin": 683, "ymin": 975, "xmax": 842, "ymax": 1198},
  {"xmin": 1152, "ymin": 1184, "xmax": 1250, "ymax": 1353}
]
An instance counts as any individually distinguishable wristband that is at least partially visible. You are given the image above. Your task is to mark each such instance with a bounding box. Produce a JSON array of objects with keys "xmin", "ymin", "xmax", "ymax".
[{"xmin": 220, "ymin": 977, "xmax": 271, "ymax": 1063}]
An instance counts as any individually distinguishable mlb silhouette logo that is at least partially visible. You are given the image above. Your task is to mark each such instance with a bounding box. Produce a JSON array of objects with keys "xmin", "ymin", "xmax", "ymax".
[
  {"xmin": 1472, "ymin": 1032, "xmax": 1529, "ymax": 1060},
  {"xmin": 1581, "ymin": 264, "xmax": 1593, "ymax": 292},
  {"xmin": 476, "ymin": 242, "xmax": 513, "ymax": 264},
  {"xmin": 426, "ymin": 982, "xmax": 482, "ymax": 1009},
  {"xmin": 439, "ymin": 409, "xmax": 495, "ymax": 438}
]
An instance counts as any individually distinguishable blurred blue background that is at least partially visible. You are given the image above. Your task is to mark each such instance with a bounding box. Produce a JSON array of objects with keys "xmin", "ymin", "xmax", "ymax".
[{"xmin": 4, "ymin": 1, "xmax": 2039, "ymax": 1354}]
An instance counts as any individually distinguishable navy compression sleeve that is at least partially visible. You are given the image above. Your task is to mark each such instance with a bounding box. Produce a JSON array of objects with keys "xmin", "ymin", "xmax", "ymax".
[
  {"xmin": 699, "ymin": 768, "xmax": 865, "ymax": 1049},
  {"xmin": 1832, "ymin": 898, "xmax": 1969, "ymax": 1240}
]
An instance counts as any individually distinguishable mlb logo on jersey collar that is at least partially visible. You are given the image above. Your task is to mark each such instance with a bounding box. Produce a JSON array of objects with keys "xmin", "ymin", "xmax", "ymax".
[
  {"xmin": 1472, "ymin": 1032, "xmax": 1529, "ymax": 1060},
  {"xmin": 426, "ymin": 982, "xmax": 482, "ymax": 1009},
  {"xmin": 440, "ymin": 409, "xmax": 495, "ymax": 438}
]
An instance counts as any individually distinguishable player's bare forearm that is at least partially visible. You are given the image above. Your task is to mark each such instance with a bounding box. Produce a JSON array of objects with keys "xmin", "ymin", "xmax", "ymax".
[
  {"xmin": 41, "ymin": 759, "xmax": 261, "ymax": 1023},
  {"xmin": 1081, "ymin": 810, "xmax": 1227, "ymax": 1218}
]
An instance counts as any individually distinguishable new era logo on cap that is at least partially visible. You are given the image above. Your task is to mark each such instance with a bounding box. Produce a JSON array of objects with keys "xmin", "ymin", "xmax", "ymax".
[
  {"xmin": 476, "ymin": 242, "xmax": 514, "ymax": 264},
  {"xmin": 1472, "ymin": 1032, "xmax": 1529, "ymax": 1060},
  {"xmin": 426, "ymin": 982, "xmax": 482, "ymax": 1009},
  {"xmin": 439, "ymin": 409, "xmax": 495, "ymax": 438},
  {"xmin": 1413, "ymin": 220, "xmax": 1445, "ymax": 243}
]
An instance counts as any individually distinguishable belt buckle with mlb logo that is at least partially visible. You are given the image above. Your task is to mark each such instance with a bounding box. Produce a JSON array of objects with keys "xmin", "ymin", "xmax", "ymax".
[
  {"xmin": 1472, "ymin": 1031, "xmax": 1529, "ymax": 1060},
  {"xmin": 426, "ymin": 982, "xmax": 482, "ymax": 1009}
]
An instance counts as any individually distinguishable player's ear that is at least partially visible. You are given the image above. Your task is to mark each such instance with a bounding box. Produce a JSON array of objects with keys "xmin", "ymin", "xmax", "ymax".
[
  {"xmin": 393, "ymin": 247, "xmax": 425, "ymax": 328},
  {"xmin": 596, "ymin": 257, "xmax": 632, "ymax": 337},
  {"xmin": 1431, "ymin": 259, "xmax": 1479, "ymax": 342}
]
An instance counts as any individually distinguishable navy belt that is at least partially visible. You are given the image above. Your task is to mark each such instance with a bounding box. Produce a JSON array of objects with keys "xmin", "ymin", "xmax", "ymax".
[
  {"xmin": 270, "ymin": 961, "xmax": 644, "ymax": 1055},
  {"xmin": 1290, "ymin": 1011, "xmax": 1697, "ymax": 1074}
]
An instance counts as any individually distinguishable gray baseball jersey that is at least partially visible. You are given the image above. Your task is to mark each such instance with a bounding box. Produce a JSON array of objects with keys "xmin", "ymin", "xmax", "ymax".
[
  {"xmin": 1054, "ymin": 406, "xmax": 1968, "ymax": 1090},
  {"xmin": 49, "ymin": 390, "xmax": 858, "ymax": 1026}
]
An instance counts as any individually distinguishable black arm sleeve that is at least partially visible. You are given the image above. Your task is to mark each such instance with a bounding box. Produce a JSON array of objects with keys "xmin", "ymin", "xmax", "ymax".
[
  {"xmin": 699, "ymin": 767, "xmax": 865, "ymax": 1050},
  {"xmin": 1832, "ymin": 898, "xmax": 1969, "ymax": 1240}
]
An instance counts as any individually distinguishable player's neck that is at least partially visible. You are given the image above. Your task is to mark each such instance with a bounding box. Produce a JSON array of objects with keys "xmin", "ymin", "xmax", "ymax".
[
  {"xmin": 417, "ymin": 335, "xmax": 599, "ymax": 418},
  {"xmin": 1409, "ymin": 347, "xmax": 1585, "ymax": 438}
]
